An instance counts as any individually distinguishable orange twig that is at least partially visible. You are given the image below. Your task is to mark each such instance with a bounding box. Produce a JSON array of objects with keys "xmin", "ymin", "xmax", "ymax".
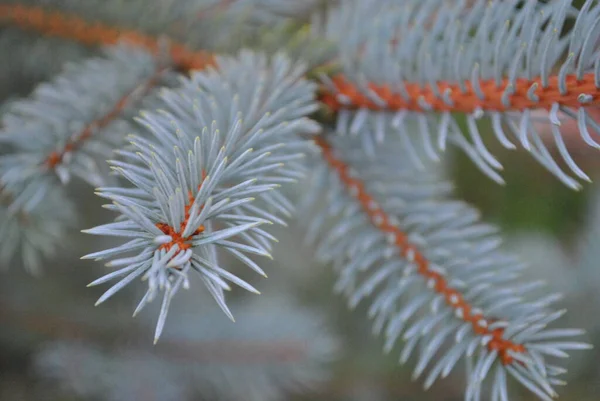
[
  {"xmin": 0, "ymin": 4, "xmax": 216, "ymax": 71},
  {"xmin": 315, "ymin": 136, "xmax": 525, "ymax": 365},
  {"xmin": 45, "ymin": 67, "xmax": 169, "ymax": 169},
  {"xmin": 5, "ymin": 4, "xmax": 600, "ymax": 118},
  {"xmin": 156, "ymin": 171, "xmax": 208, "ymax": 253},
  {"xmin": 320, "ymin": 73, "xmax": 600, "ymax": 114}
]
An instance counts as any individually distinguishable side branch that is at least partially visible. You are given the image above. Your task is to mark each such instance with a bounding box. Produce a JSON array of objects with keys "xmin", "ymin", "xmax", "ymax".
[
  {"xmin": 5, "ymin": 3, "xmax": 600, "ymax": 118},
  {"xmin": 320, "ymin": 73, "xmax": 600, "ymax": 114},
  {"xmin": 315, "ymin": 136, "xmax": 525, "ymax": 365},
  {"xmin": 46, "ymin": 67, "xmax": 168, "ymax": 169},
  {"xmin": 0, "ymin": 4, "xmax": 215, "ymax": 71}
]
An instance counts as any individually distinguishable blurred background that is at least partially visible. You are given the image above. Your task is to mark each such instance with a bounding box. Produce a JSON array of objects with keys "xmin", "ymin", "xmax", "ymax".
[{"xmin": 3, "ymin": 1, "xmax": 600, "ymax": 400}]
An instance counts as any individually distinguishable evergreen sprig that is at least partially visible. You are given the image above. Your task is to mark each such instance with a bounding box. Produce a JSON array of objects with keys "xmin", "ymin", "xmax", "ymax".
[
  {"xmin": 301, "ymin": 133, "xmax": 590, "ymax": 401},
  {"xmin": 319, "ymin": 0, "xmax": 600, "ymax": 189},
  {"xmin": 0, "ymin": 45, "xmax": 164, "ymax": 209},
  {"xmin": 82, "ymin": 51, "xmax": 320, "ymax": 341},
  {"xmin": 1, "ymin": 1, "xmax": 599, "ymax": 400}
]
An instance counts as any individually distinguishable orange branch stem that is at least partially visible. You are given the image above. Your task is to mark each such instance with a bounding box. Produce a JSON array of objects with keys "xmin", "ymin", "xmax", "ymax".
[
  {"xmin": 155, "ymin": 170, "xmax": 208, "ymax": 254},
  {"xmin": 315, "ymin": 136, "xmax": 525, "ymax": 365},
  {"xmin": 0, "ymin": 4, "xmax": 215, "ymax": 71},
  {"xmin": 45, "ymin": 67, "xmax": 169, "ymax": 169},
  {"xmin": 320, "ymin": 72, "xmax": 600, "ymax": 114},
  {"xmin": 4, "ymin": 5, "xmax": 600, "ymax": 116},
  {"xmin": 1, "ymin": 0, "xmax": 547, "ymax": 368}
]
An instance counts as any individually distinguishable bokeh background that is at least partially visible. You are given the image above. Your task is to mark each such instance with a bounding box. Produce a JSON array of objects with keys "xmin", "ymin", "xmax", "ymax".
[{"xmin": 2, "ymin": 1, "xmax": 600, "ymax": 400}]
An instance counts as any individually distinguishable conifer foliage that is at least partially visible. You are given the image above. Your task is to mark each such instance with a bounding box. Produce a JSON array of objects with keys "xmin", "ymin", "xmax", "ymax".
[{"xmin": 1, "ymin": 0, "xmax": 599, "ymax": 399}]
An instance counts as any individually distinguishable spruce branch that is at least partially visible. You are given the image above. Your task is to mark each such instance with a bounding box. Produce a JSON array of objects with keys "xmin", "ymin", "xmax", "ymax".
[
  {"xmin": 318, "ymin": 0, "xmax": 600, "ymax": 189},
  {"xmin": 0, "ymin": 1, "xmax": 326, "ymax": 66},
  {"xmin": 9, "ymin": 1, "xmax": 600, "ymax": 191},
  {"xmin": 0, "ymin": 1, "xmax": 598, "ymax": 400},
  {"xmin": 300, "ymin": 133, "xmax": 591, "ymax": 400},
  {"xmin": 82, "ymin": 51, "xmax": 320, "ymax": 342},
  {"xmin": 0, "ymin": 3, "xmax": 216, "ymax": 71},
  {"xmin": 42, "ymin": 67, "xmax": 169, "ymax": 173},
  {"xmin": 0, "ymin": 45, "xmax": 168, "ymax": 211}
]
